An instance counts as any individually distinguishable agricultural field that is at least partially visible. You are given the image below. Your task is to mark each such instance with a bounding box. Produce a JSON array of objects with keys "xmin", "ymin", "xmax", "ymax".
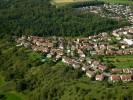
[
  {"xmin": 99, "ymin": 0, "xmax": 133, "ymax": 5},
  {"xmin": 51, "ymin": 0, "xmax": 93, "ymax": 7},
  {"xmin": 51, "ymin": 0, "xmax": 133, "ymax": 7},
  {"xmin": 102, "ymin": 55, "xmax": 133, "ymax": 68}
]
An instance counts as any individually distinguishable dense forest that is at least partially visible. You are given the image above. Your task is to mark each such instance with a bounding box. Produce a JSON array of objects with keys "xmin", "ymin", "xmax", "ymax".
[{"xmin": 0, "ymin": 0, "xmax": 129, "ymax": 37}]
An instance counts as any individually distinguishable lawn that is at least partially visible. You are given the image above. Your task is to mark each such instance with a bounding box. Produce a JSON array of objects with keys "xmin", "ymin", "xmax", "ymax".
[{"xmin": 102, "ymin": 55, "xmax": 133, "ymax": 68}]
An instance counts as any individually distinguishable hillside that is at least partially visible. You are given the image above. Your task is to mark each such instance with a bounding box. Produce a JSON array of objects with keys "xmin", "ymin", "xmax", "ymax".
[
  {"xmin": 0, "ymin": 37, "xmax": 133, "ymax": 100},
  {"xmin": 0, "ymin": 0, "xmax": 133, "ymax": 100}
]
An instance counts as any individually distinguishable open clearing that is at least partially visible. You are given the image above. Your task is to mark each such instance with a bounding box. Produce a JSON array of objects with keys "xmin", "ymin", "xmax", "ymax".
[
  {"xmin": 51, "ymin": 0, "xmax": 93, "ymax": 6},
  {"xmin": 102, "ymin": 55, "xmax": 133, "ymax": 68}
]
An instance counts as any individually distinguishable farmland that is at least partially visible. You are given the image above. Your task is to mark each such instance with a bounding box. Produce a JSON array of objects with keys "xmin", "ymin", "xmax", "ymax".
[
  {"xmin": 102, "ymin": 55, "xmax": 133, "ymax": 68},
  {"xmin": 51, "ymin": 0, "xmax": 133, "ymax": 6},
  {"xmin": 51, "ymin": 0, "xmax": 94, "ymax": 6}
]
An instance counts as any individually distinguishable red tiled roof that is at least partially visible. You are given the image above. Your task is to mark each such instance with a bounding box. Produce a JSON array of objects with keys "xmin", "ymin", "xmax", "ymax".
[
  {"xmin": 98, "ymin": 65, "xmax": 107, "ymax": 71},
  {"xmin": 111, "ymin": 68, "xmax": 123, "ymax": 73},
  {"xmin": 120, "ymin": 75, "xmax": 132, "ymax": 81},
  {"xmin": 95, "ymin": 74, "xmax": 104, "ymax": 81},
  {"xmin": 110, "ymin": 75, "xmax": 121, "ymax": 81}
]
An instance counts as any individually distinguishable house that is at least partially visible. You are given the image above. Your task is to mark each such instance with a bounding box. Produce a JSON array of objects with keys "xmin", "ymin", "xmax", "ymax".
[
  {"xmin": 32, "ymin": 45, "xmax": 39, "ymax": 51},
  {"xmin": 41, "ymin": 42, "xmax": 48, "ymax": 47},
  {"xmin": 123, "ymin": 68, "xmax": 132, "ymax": 74},
  {"xmin": 36, "ymin": 41, "xmax": 42, "ymax": 46},
  {"xmin": 120, "ymin": 75, "xmax": 132, "ymax": 82},
  {"xmin": 42, "ymin": 47, "xmax": 49, "ymax": 53},
  {"xmin": 86, "ymin": 70, "xmax": 96, "ymax": 78},
  {"xmin": 123, "ymin": 39, "xmax": 133, "ymax": 46},
  {"xmin": 50, "ymin": 49, "xmax": 56, "ymax": 56},
  {"xmin": 47, "ymin": 54, "xmax": 52, "ymax": 58},
  {"xmin": 109, "ymin": 75, "xmax": 121, "ymax": 82},
  {"xmin": 56, "ymin": 55, "xmax": 62, "ymax": 61},
  {"xmin": 56, "ymin": 49, "xmax": 64, "ymax": 56},
  {"xmin": 21, "ymin": 35, "xmax": 27, "ymax": 40},
  {"xmin": 48, "ymin": 43, "xmax": 54, "ymax": 48},
  {"xmin": 129, "ymin": 28, "xmax": 133, "ymax": 33},
  {"xmin": 98, "ymin": 65, "xmax": 107, "ymax": 71},
  {"xmin": 79, "ymin": 57, "xmax": 85, "ymax": 62},
  {"xmin": 111, "ymin": 68, "xmax": 123, "ymax": 73},
  {"xmin": 95, "ymin": 74, "xmax": 104, "ymax": 81},
  {"xmin": 72, "ymin": 61, "xmax": 81, "ymax": 69},
  {"xmin": 62, "ymin": 56, "xmax": 73, "ymax": 65},
  {"xmin": 82, "ymin": 64, "xmax": 90, "ymax": 71},
  {"xmin": 90, "ymin": 51, "xmax": 97, "ymax": 55},
  {"xmin": 91, "ymin": 60, "xmax": 100, "ymax": 69},
  {"xmin": 86, "ymin": 58, "xmax": 93, "ymax": 64},
  {"xmin": 23, "ymin": 42, "xmax": 31, "ymax": 48},
  {"xmin": 59, "ymin": 43, "xmax": 64, "ymax": 49}
]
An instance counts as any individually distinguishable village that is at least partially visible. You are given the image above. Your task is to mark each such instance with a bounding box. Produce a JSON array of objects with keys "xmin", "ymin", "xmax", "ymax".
[
  {"xmin": 78, "ymin": 4, "xmax": 133, "ymax": 24},
  {"xmin": 15, "ymin": 3, "xmax": 133, "ymax": 83},
  {"xmin": 16, "ymin": 25, "xmax": 133, "ymax": 82}
]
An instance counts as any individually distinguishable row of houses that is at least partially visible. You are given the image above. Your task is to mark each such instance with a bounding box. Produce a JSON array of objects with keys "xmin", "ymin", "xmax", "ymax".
[
  {"xmin": 110, "ymin": 74, "xmax": 132, "ymax": 82},
  {"xmin": 111, "ymin": 68, "xmax": 133, "ymax": 74},
  {"xmin": 16, "ymin": 26, "xmax": 133, "ymax": 82}
]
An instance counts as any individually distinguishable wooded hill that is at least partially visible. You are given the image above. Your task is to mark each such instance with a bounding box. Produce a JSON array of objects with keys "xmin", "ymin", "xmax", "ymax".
[{"xmin": 0, "ymin": 0, "xmax": 129, "ymax": 37}]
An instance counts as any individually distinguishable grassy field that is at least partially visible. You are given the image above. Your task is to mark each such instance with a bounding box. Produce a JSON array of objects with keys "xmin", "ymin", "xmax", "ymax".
[
  {"xmin": 51, "ymin": 0, "xmax": 133, "ymax": 6},
  {"xmin": 51, "ymin": 0, "xmax": 93, "ymax": 7},
  {"xmin": 102, "ymin": 55, "xmax": 133, "ymax": 68}
]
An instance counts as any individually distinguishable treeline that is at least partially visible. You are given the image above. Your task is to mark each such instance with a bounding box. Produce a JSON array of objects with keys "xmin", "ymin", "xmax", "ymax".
[{"xmin": 0, "ymin": 0, "xmax": 129, "ymax": 37}]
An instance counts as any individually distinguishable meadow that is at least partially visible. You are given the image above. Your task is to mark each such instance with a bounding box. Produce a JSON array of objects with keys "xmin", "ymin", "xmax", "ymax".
[{"xmin": 51, "ymin": 0, "xmax": 93, "ymax": 6}]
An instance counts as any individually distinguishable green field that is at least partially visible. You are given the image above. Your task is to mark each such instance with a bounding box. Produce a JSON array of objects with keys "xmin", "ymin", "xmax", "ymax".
[
  {"xmin": 102, "ymin": 55, "xmax": 133, "ymax": 68},
  {"xmin": 51, "ymin": 0, "xmax": 133, "ymax": 6},
  {"xmin": 51, "ymin": 0, "xmax": 94, "ymax": 6}
]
